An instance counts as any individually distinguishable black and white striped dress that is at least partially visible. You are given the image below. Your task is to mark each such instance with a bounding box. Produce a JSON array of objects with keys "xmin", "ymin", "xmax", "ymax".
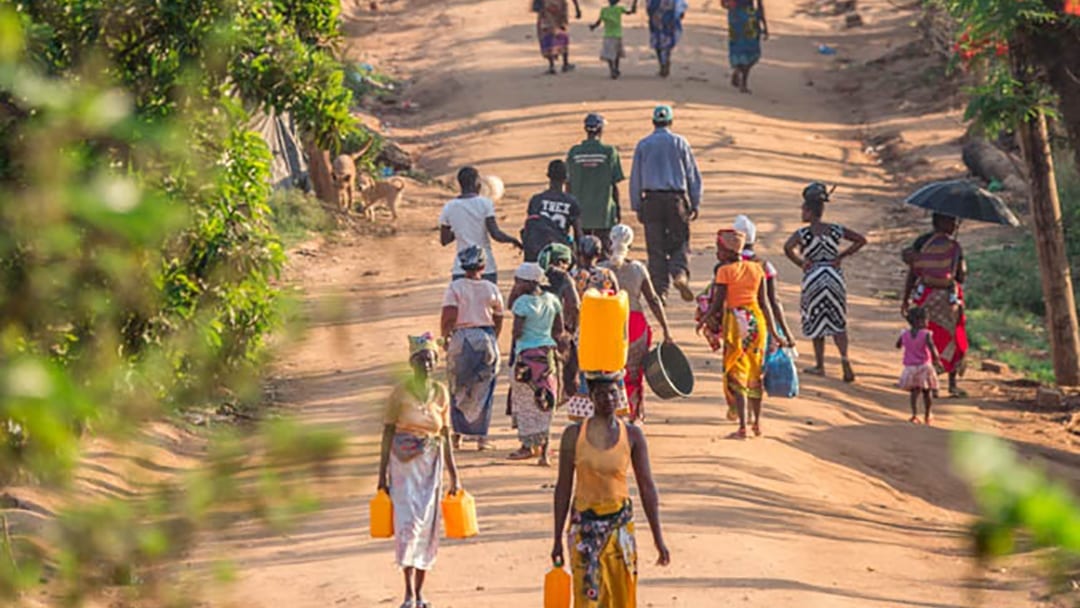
[{"xmin": 797, "ymin": 224, "xmax": 847, "ymax": 338}]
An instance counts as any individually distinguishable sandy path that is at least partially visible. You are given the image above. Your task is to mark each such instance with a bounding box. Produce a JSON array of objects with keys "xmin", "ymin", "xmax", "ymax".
[{"xmin": 200, "ymin": 0, "xmax": 1079, "ymax": 606}]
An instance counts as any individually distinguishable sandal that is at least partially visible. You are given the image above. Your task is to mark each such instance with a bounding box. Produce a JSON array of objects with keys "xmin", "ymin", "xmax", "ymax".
[
  {"xmin": 477, "ymin": 438, "xmax": 495, "ymax": 451},
  {"xmin": 561, "ymin": 63, "xmax": 576, "ymax": 73},
  {"xmin": 908, "ymin": 416, "xmax": 922, "ymax": 425},
  {"xmin": 399, "ymin": 601, "xmax": 414, "ymax": 608},
  {"xmin": 924, "ymin": 415, "xmax": 934, "ymax": 425},
  {"xmin": 841, "ymin": 360, "xmax": 856, "ymax": 383},
  {"xmin": 751, "ymin": 423, "xmax": 762, "ymax": 437},
  {"xmin": 507, "ymin": 447, "xmax": 534, "ymax": 461},
  {"xmin": 948, "ymin": 387, "xmax": 968, "ymax": 398},
  {"xmin": 729, "ymin": 427, "xmax": 748, "ymax": 440},
  {"xmin": 803, "ymin": 366, "xmax": 825, "ymax": 377}
]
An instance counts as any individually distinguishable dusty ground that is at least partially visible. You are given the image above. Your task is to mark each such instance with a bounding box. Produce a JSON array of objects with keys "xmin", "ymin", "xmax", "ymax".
[{"xmin": 194, "ymin": 0, "xmax": 1079, "ymax": 606}]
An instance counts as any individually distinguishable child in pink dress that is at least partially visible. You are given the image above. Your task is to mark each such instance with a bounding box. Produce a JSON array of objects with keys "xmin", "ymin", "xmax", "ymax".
[{"xmin": 896, "ymin": 307, "xmax": 943, "ymax": 424}]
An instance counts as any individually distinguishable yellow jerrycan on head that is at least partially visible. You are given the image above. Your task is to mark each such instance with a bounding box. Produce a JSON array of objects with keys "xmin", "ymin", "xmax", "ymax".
[
  {"xmin": 578, "ymin": 289, "xmax": 629, "ymax": 372},
  {"xmin": 369, "ymin": 488, "xmax": 394, "ymax": 538},
  {"xmin": 441, "ymin": 488, "xmax": 479, "ymax": 539},
  {"xmin": 544, "ymin": 557, "xmax": 572, "ymax": 608}
]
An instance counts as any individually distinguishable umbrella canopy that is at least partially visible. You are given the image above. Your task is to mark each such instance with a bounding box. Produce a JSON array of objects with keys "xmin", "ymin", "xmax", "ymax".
[{"xmin": 904, "ymin": 180, "xmax": 1021, "ymax": 226}]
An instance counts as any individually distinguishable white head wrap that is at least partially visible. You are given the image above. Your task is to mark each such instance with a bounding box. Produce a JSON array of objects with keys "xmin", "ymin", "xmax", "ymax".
[
  {"xmin": 609, "ymin": 224, "xmax": 634, "ymax": 265},
  {"xmin": 733, "ymin": 214, "xmax": 757, "ymax": 245}
]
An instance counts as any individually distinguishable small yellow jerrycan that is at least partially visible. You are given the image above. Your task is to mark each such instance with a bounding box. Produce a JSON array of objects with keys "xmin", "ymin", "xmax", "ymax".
[
  {"xmin": 544, "ymin": 558, "xmax": 572, "ymax": 608},
  {"xmin": 369, "ymin": 489, "xmax": 394, "ymax": 538},
  {"xmin": 441, "ymin": 489, "xmax": 478, "ymax": 539}
]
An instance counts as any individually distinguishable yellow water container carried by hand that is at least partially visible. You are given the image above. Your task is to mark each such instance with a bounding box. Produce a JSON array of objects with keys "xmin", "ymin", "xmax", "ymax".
[
  {"xmin": 369, "ymin": 489, "xmax": 394, "ymax": 538},
  {"xmin": 578, "ymin": 288, "xmax": 630, "ymax": 372},
  {"xmin": 544, "ymin": 559, "xmax": 572, "ymax": 608},
  {"xmin": 442, "ymin": 489, "xmax": 479, "ymax": 539}
]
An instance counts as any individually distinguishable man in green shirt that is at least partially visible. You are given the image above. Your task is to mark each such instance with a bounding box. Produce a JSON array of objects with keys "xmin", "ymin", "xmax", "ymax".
[{"xmin": 566, "ymin": 113, "xmax": 625, "ymax": 256}]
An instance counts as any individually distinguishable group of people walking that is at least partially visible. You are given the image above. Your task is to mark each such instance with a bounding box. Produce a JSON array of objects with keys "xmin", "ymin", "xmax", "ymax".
[
  {"xmin": 534, "ymin": 0, "xmax": 769, "ymax": 91},
  {"xmin": 377, "ymin": 104, "xmax": 973, "ymax": 606}
]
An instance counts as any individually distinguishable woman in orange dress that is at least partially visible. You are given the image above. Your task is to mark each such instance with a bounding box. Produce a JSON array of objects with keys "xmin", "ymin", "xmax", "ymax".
[{"xmin": 698, "ymin": 229, "xmax": 789, "ymax": 438}]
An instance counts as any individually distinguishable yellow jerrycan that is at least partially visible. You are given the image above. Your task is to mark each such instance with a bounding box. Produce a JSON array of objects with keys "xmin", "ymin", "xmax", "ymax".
[
  {"xmin": 369, "ymin": 489, "xmax": 394, "ymax": 538},
  {"xmin": 441, "ymin": 489, "xmax": 479, "ymax": 539},
  {"xmin": 578, "ymin": 288, "xmax": 630, "ymax": 372},
  {"xmin": 544, "ymin": 559, "xmax": 572, "ymax": 608}
]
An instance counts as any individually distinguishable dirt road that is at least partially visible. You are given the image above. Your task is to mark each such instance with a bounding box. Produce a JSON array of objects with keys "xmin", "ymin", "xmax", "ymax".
[{"xmin": 202, "ymin": 0, "xmax": 1079, "ymax": 606}]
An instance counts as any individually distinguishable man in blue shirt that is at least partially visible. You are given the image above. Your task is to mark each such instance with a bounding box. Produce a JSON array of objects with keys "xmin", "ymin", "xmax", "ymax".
[{"xmin": 628, "ymin": 105, "xmax": 703, "ymax": 302}]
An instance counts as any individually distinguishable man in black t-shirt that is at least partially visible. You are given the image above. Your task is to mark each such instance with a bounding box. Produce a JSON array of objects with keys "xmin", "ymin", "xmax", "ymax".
[{"xmin": 522, "ymin": 159, "xmax": 583, "ymax": 261}]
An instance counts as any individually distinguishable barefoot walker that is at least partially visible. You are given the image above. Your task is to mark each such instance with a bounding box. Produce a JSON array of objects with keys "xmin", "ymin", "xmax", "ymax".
[
  {"xmin": 589, "ymin": 0, "xmax": 637, "ymax": 79},
  {"xmin": 441, "ymin": 246, "xmax": 505, "ymax": 451},
  {"xmin": 552, "ymin": 373, "xmax": 671, "ymax": 606},
  {"xmin": 536, "ymin": 0, "xmax": 582, "ymax": 74},
  {"xmin": 783, "ymin": 182, "xmax": 867, "ymax": 381},
  {"xmin": 699, "ymin": 229, "xmax": 788, "ymax": 439},
  {"xmin": 508, "ymin": 262, "xmax": 567, "ymax": 465},
  {"xmin": 896, "ymin": 307, "xmax": 944, "ymax": 424},
  {"xmin": 377, "ymin": 334, "xmax": 461, "ymax": 608}
]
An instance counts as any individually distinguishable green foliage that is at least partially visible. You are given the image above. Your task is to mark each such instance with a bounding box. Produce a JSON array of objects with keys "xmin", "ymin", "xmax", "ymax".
[
  {"xmin": 953, "ymin": 433, "xmax": 1080, "ymax": 577},
  {"xmin": 268, "ymin": 188, "xmax": 336, "ymax": 244},
  {"xmin": 0, "ymin": 1, "xmax": 353, "ymax": 604},
  {"xmin": 963, "ymin": 148, "xmax": 1080, "ymax": 381},
  {"xmin": 936, "ymin": 0, "xmax": 1069, "ymax": 136}
]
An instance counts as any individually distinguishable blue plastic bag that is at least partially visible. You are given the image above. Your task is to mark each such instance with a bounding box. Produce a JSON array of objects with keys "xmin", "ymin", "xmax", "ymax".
[{"xmin": 764, "ymin": 347, "xmax": 799, "ymax": 398}]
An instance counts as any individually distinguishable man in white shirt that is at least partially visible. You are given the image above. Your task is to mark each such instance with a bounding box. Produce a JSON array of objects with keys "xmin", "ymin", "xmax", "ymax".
[{"xmin": 439, "ymin": 166, "xmax": 523, "ymax": 283}]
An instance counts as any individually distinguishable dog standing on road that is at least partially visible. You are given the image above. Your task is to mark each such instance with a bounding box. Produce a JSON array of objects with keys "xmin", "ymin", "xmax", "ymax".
[
  {"xmin": 330, "ymin": 139, "xmax": 374, "ymax": 213},
  {"xmin": 357, "ymin": 175, "xmax": 407, "ymax": 222}
]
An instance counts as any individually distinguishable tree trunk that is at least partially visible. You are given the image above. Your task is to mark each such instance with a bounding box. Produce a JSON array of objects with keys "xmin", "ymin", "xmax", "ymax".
[
  {"xmin": 1026, "ymin": 19, "xmax": 1080, "ymax": 178},
  {"xmin": 1017, "ymin": 110, "xmax": 1080, "ymax": 385},
  {"xmin": 305, "ymin": 139, "xmax": 335, "ymax": 205}
]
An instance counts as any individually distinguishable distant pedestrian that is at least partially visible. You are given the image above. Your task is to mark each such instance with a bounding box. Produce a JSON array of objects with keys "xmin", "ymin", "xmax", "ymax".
[
  {"xmin": 783, "ymin": 182, "xmax": 867, "ymax": 382},
  {"xmin": 535, "ymin": 0, "xmax": 583, "ymax": 75},
  {"xmin": 523, "ymin": 160, "xmax": 583, "ymax": 262},
  {"xmin": 647, "ymin": 0, "xmax": 688, "ymax": 77},
  {"xmin": 589, "ymin": 0, "xmax": 638, "ymax": 79},
  {"xmin": 439, "ymin": 167, "xmax": 523, "ymax": 283},
  {"xmin": 567, "ymin": 113, "xmax": 625, "ymax": 254},
  {"xmin": 896, "ymin": 306, "xmax": 943, "ymax": 425},
  {"xmin": 725, "ymin": 0, "xmax": 768, "ymax": 93},
  {"xmin": 628, "ymin": 105, "xmax": 703, "ymax": 303}
]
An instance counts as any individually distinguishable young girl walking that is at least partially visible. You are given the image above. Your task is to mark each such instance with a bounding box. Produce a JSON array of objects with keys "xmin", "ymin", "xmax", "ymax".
[{"xmin": 896, "ymin": 307, "xmax": 943, "ymax": 425}]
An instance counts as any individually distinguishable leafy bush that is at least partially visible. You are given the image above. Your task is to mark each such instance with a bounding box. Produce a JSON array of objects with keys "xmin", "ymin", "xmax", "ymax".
[
  {"xmin": 269, "ymin": 188, "xmax": 336, "ymax": 244},
  {"xmin": 0, "ymin": 2, "xmax": 353, "ymax": 604}
]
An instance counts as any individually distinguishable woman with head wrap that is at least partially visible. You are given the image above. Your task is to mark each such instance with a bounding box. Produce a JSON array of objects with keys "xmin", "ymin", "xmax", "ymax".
[
  {"xmin": 697, "ymin": 216, "xmax": 795, "ymax": 420},
  {"xmin": 508, "ymin": 262, "xmax": 567, "ymax": 465},
  {"xmin": 539, "ymin": 242, "xmax": 583, "ymax": 402},
  {"xmin": 377, "ymin": 334, "xmax": 461, "ymax": 608},
  {"xmin": 552, "ymin": 372, "xmax": 671, "ymax": 606},
  {"xmin": 441, "ymin": 246, "xmax": 505, "ymax": 452},
  {"xmin": 699, "ymin": 230, "xmax": 789, "ymax": 438},
  {"xmin": 601, "ymin": 224, "xmax": 674, "ymax": 423},
  {"xmin": 783, "ymin": 183, "xmax": 867, "ymax": 382}
]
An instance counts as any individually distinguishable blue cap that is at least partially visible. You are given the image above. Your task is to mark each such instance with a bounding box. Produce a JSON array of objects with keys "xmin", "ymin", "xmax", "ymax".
[{"xmin": 652, "ymin": 105, "xmax": 674, "ymax": 123}]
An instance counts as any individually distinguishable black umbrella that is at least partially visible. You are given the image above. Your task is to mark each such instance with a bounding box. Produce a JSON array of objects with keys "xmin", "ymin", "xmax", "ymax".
[{"xmin": 904, "ymin": 180, "xmax": 1021, "ymax": 226}]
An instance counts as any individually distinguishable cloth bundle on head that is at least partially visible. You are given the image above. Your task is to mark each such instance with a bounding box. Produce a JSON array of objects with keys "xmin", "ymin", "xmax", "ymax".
[
  {"xmin": 457, "ymin": 245, "xmax": 486, "ymax": 271},
  {"xmin": 716, "ymin": 229, "xmax": 746, "ymax": 253},
  {"xmin": 733, "ymin": 215, "xmax": 757, "ymax": 245},
  {"xmin": 515, "ymin": 261, "xmax": 549, "ymax": 285},
  {"xmin": 609, "ymin": 224, "xmax": 634, "ymax": 264},
  {"xmin": 584, "ymin": 370, "xmax": 625, "ymax": 384},
  {"xmin": 409, "ymin": 332, "xmax": 437, "ymax": 357},
  {"xmin": 538, "ymin": 242, "xmax": 573, "ymax": 271}
]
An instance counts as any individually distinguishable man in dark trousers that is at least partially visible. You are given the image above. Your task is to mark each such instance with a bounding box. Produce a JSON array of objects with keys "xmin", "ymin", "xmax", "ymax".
[
  {"xmin": 567, "ymin": 113, "xmax": 624, "ymax": 256},
  {"xmin": 628, "ymin": 104, "xmax": 703, "ymax": 302},
  {"xmin": 522, "ymin": 160, "xmax": 583, "ymax": 261}
]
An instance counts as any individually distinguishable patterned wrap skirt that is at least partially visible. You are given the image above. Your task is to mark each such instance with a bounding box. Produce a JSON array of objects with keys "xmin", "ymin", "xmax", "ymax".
[{"xmin": 388, "ymin": 433, "xmax": 443, "ymax": 569}]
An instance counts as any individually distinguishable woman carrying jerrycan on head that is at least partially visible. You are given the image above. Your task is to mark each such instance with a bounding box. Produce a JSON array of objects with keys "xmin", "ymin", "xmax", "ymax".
[{"xmin": 549, "ymin": 372, "xmax": 670, "ymax": 607}]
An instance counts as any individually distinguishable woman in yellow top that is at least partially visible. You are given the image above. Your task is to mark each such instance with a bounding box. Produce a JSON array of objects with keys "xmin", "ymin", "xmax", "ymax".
[
  {"xmin": 699, "ymin": 229, "xmax": 790, "ymax": 439},
  {"xmin": 377, "ymin": 333, "xmax": 461, "ymax": 608},
  {"xmin": 552, "ymin": 372, "xmax": 670, "ymax": 606}
]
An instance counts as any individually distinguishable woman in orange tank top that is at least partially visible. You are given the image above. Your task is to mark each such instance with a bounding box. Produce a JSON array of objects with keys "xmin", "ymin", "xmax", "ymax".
[{"xmin": 551, "ymin": 373, "xmax": 670, "ymax": 606}]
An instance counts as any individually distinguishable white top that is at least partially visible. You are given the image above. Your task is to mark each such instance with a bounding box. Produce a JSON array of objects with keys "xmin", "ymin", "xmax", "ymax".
[
  {"xmin": 439, "ymin": 195, "xmax": 497, "ymax": 274},
  {"xmin": 442, "ymin": 278, "xmax": 505, "ymax": 328}
]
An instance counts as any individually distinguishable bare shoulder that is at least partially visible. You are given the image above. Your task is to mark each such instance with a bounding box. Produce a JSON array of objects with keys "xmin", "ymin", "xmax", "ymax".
[{"xmin": 625, "ymin": 422, "xmax": 647, "ymax": 446}]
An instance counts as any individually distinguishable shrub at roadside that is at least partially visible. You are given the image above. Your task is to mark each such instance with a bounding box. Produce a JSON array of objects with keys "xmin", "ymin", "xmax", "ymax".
[{"xmin": 0, "ymin": 2, "xmax": 355, "ymax": 604}]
